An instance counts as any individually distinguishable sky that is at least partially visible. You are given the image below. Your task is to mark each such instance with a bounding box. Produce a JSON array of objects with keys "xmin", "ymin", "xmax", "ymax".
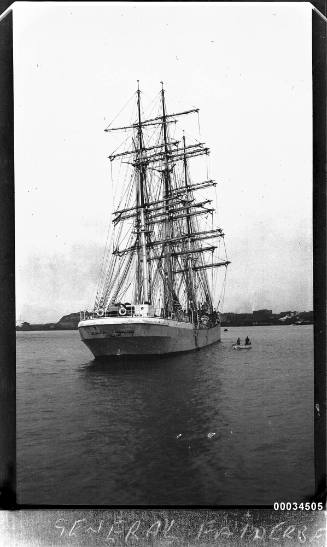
[{"xmin": 13, "ymin": 2, "xmax": 313, "ymax": 323}]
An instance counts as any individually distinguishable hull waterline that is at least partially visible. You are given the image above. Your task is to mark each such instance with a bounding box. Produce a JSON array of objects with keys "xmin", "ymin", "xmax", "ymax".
[{"xmin": 78, "ymin": 317, "xmax": 221, "ymax": 357}]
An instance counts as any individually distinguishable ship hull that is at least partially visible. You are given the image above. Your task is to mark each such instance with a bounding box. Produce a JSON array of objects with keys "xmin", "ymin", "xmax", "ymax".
[{"xmin": 78, "ymin": 317, "xmax": 220, "ymax": 357}]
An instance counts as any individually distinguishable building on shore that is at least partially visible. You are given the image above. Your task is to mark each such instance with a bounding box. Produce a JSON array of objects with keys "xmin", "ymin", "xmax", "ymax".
[{"xmin": 252, "ymin": 309, "xmax": 273, "ymax": 324}]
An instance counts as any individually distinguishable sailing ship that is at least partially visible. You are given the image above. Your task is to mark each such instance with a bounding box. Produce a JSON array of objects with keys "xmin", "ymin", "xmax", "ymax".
[{"xmin": 78, "ymin": 82, "xmax": 230, "ymax": 357}]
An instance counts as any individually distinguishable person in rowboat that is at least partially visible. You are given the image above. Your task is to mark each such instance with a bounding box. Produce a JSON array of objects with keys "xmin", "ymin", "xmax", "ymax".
[
  {"xmin": 236, "ymin": 337, "xmax": 241, "ymax": 345},
  {"xmin": 245, "ymin": 336, "xmax": 251, "ymax": 345}
]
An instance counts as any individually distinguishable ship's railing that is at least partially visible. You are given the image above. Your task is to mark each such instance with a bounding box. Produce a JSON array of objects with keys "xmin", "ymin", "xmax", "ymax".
[
  {"xmin": 79, "ymin": 307, "xmax": 193, "ymax": 323},
  {"xmin": 79, "ymin": 305, "xmax": 220, "ymax": 326},
  {"xmin": 80, "ymin": 309, "xmax": 135, "ymax": 320}
]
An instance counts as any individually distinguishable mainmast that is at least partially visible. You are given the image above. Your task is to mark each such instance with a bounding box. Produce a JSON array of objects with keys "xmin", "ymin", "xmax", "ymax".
[
  {"xmin": 160, "ymin": 82, "xmax": 174, "ymax": 315},
  {"xmin": 136, "ymin": 81, "xmax": 150, "ymax": 303}
]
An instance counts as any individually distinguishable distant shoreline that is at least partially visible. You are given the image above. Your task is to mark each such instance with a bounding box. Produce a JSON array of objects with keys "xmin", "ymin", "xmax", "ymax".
[
  {"xmin": 16, "ymin": 323, "xmax": 313, "ymax": 332},
  {"xmin": 16, "ymin": 310, "xmax": 313, "ymax": 331}
]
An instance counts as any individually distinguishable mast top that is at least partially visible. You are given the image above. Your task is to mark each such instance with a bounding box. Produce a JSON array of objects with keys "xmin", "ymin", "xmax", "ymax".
[{"xmin": 137, "ymin": 80, "xmax": 140, "ymax": 91}]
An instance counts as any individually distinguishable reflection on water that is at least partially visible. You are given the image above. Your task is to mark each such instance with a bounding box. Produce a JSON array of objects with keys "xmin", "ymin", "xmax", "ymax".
[{"xmin": 17, "ymin": 326, "xmax": 314, "ymax": 505}]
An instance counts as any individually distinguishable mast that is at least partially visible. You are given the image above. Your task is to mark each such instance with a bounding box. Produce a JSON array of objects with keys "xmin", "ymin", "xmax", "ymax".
[
  {"xmin": 182, "ymin": 133, "xmax": 196, "ymax": 314},
  {"xmin": 99, "ymin": 83, "xmax": 230, "ymax": 315},
  {"xmin": 136, "ymin": 81, "xmax": 150, "ymax": 303},
  {"xmin": 160, "ymin": 82, "xmax": 174, "ymax": 315}
]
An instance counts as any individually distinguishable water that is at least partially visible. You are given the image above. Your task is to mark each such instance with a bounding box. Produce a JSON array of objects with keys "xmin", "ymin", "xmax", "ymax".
[{"xmin": 17, "ymin": 325, "xmax": 314, "ymax": 505}]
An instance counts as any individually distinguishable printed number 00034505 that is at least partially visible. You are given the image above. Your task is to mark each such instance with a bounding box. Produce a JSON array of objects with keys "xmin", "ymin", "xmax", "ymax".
[{"xmin": 273, "ymin": 502, "xmax": 324, "ymax": 511}]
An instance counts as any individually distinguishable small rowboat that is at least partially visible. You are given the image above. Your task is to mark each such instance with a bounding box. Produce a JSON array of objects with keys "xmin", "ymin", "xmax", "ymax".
[{"xmin": 233, "ymin": 344, "xmax": 252, "ymax": 350}]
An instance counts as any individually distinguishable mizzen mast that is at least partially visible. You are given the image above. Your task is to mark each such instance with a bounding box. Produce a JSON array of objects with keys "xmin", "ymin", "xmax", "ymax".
[{"xmin": 182, "ymin": 132, "xmax": 196, "ymax": 314}]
